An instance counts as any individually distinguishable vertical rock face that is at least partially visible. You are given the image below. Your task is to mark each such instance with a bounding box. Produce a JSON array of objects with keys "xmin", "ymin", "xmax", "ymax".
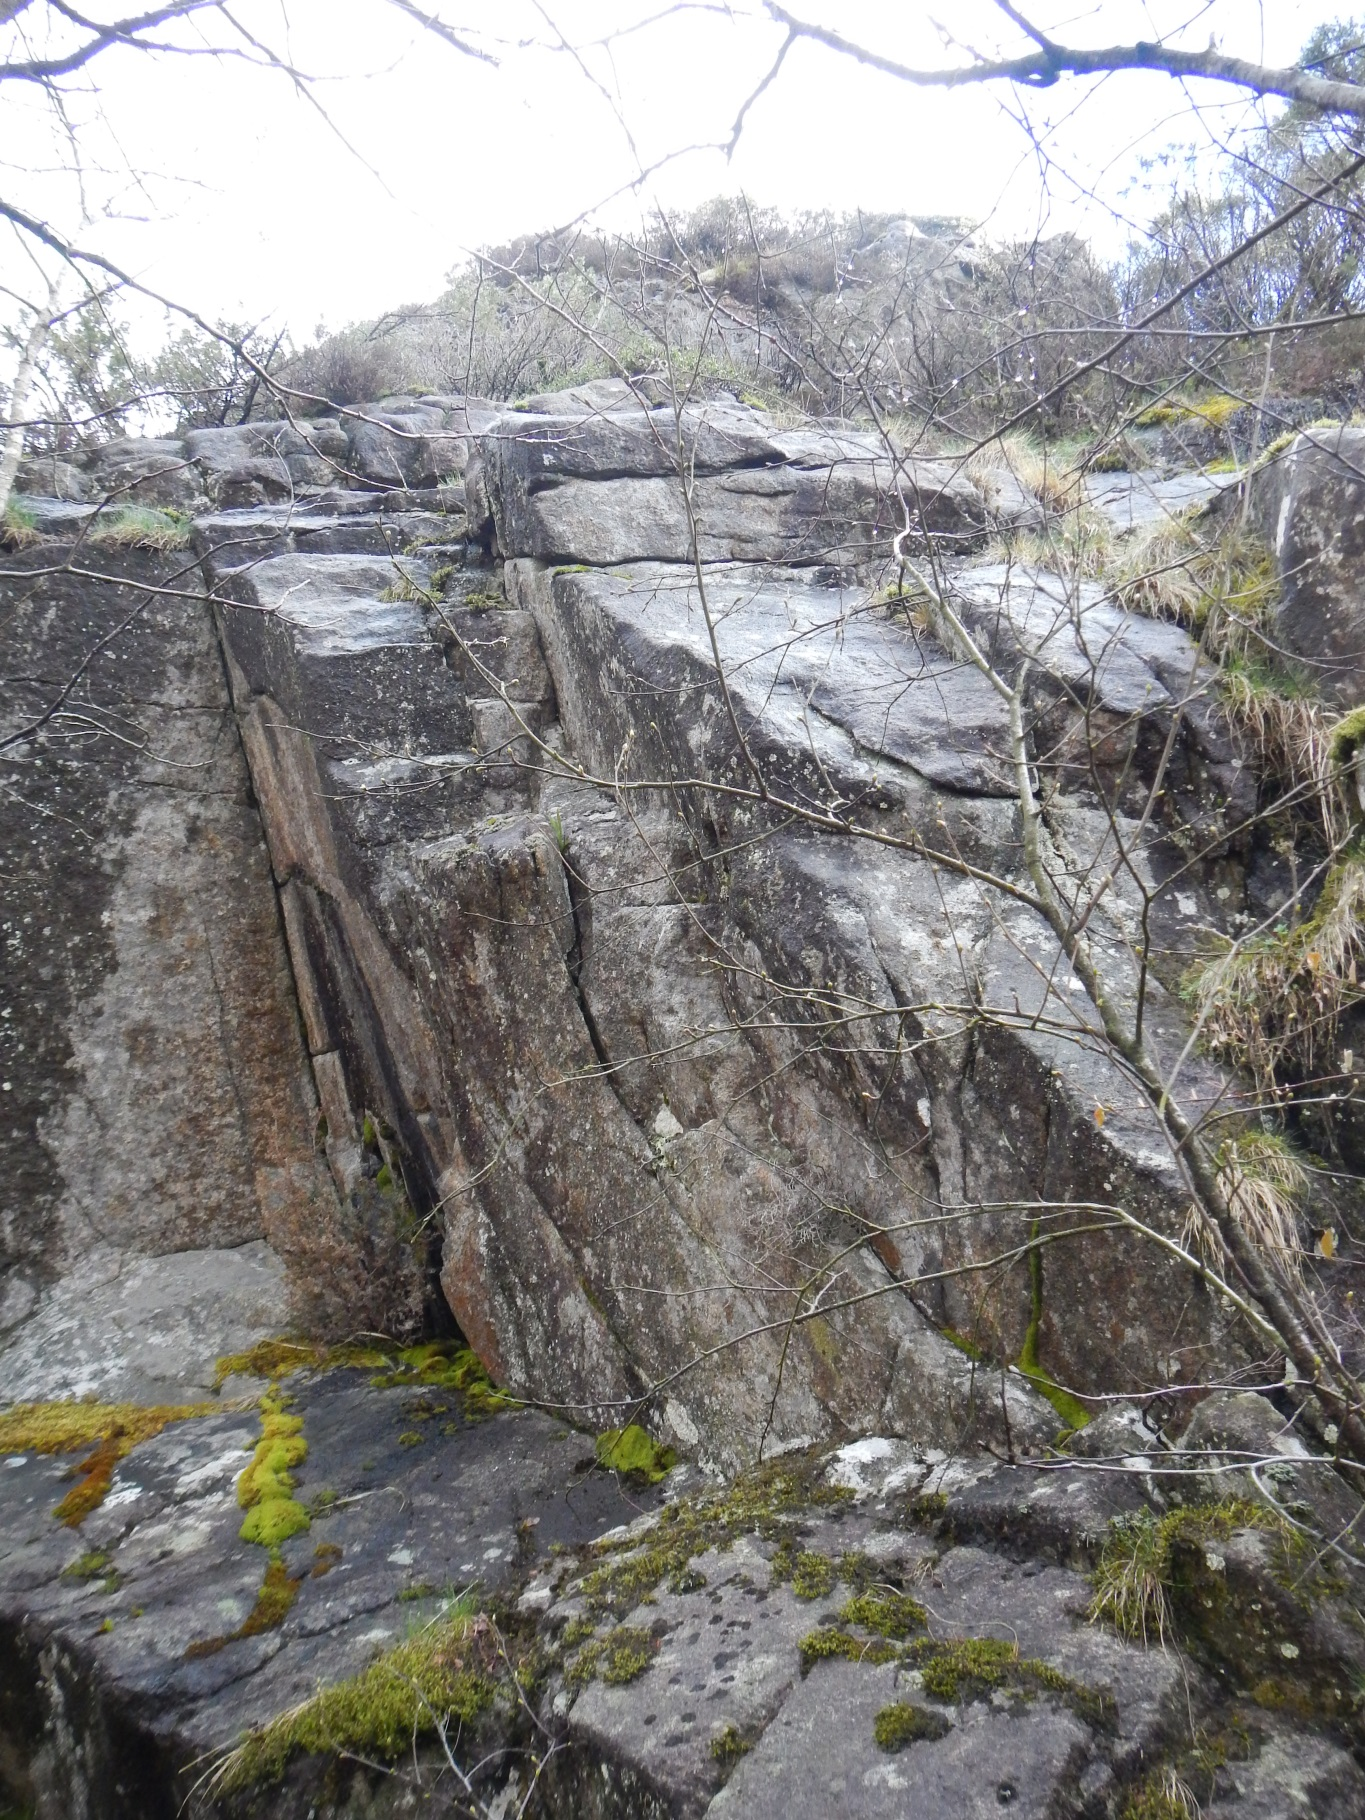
[
  {"xmin": 0, "ymin": 545, "xmax": 351, "ymax": 1400},
  {"xmin": 3, "ymin": 389, "xmax": 1257, "ymax": 1451},
  {"xmin": 1251, "ymin": 425, "xmax": 1365, "ymax": 705}
]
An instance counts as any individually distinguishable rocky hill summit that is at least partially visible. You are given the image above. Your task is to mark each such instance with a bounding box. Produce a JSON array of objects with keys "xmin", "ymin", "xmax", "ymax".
[{"xmin": 3, "ymin": 381, "xmax": 1365, "ymax": 1817}]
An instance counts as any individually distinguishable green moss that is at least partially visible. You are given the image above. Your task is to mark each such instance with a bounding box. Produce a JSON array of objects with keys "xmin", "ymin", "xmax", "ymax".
[
  {"xmin": 240, "ymin": 1498, "xmax": 309, "ymax": 1547},
  {"xmin": 568, "ymin": 1624, "xmax": 657, "ymax": 1687},
  {"xmin": 397, "ymin": 1582, "xmax": 437, "ymax": 1602},
  {"xmin": 237, "ymin": 1391, "xmax": 310, "ymax": 1549},
  {"xmin": 574, "ymin": 1451, "xmax": 852, "ymax": 1622},
  {"xmin": 1329, "ymin": 705, "xmax": 1365, "ymax": 767},
  {"xmin": 1090, "ymin": 1500, "xmax": 1288, "ymax": 1645},
  {"xmin": 209, "ymin": 1613, "xmax": 497, "ymax": 1792},
  {"xmin": 552, "ymin": 564, "xmax": 592, "ymax": 576},
  {"xmin": 872, "ymin": 1701, "xmax": 951, "ymax": 1751},
  {"xmin": 61, "ymin": 1548, "xmax": 120, "ymax": 1590},
  {"xmin": 941, "ymin": 1325, "xmax": 986, "ymax": 1362},
  {"xmin": 771, "ymin": 1543, "xmax": 836, "ymax": 1600},
  {"xmin": 213, "ymin": 1338, "xmax": 391, "ymax": 1388},
  {"xmin": 369, "ymin": 1343, "xmax": 514, "ymax": 1420},
  {"xmin": 710, "ymin": 1722, "xmax": 752, "ymax": 1766},
  {"xmin": 838, "ymin": 1588, "xmax": 927, "ymax": 1639},
  {"xmin": 1136, "ymin": 391, "xmax": 1243, "ymax": 430},
  {"xmin": 1016, "ymin": 1221, "xmax": 1092, "ymax": 1432},
  {"xmin": 906, "ymin": 1636, "xmax": 1106, "ymax": 1721},
  {"xmin": 594, "ymin": 1423, "xmax": 677, "ymax": 1483},
  {"xmin": 798, "ymin": 1628, "xmax": 898, "ymax": 1673}
]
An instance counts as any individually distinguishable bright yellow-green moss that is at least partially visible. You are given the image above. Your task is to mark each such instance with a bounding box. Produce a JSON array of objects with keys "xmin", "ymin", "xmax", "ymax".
[
  {"xmin": 370, "ymin": 1343, "xmax": 515, "ymax": 1420},
  {"xmin": 209, "ymin": 1615, "xmax": 496, "ymax": 1792},
  {"xmin": 237, "ymin": 1392, "xmax": 309, "ymax": 1549},
  {"xmin": 594, "ymin": 1423, "xmax": 677, "ymax": 1482},
  {"xmin": 0, "ymin": 1401, "xmax": 216, "ymax": 1527},
  {"xmin": 1136, "ymin": 392, "xmax": 1243, "ymax": 430}
]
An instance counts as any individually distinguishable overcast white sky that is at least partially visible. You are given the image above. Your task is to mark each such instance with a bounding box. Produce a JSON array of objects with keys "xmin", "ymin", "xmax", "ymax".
[{"xmin": 0, "ymin": 1, "xmax": 1352, "ymax": 345}]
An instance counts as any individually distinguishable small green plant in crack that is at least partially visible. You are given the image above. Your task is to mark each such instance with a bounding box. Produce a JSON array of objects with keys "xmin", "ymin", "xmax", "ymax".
[
  {"xmin": 873, "ymin": 1701, "xmax": 951, "ymax": 1751},
  {"xmin": 710, "ymin": 1723, "xmax": 752, "ymax": 1767}
]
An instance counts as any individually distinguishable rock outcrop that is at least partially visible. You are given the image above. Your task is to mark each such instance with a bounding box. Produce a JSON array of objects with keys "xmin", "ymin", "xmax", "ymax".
[{"xmin": 3, "ymin": 382, "xmax": 1362, "ymax": 1817}]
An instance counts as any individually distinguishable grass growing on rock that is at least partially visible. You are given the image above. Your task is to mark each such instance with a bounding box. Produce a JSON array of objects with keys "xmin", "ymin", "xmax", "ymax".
[
  {"xmin": 0, "ymin": 1400, "xmax": 216, "ymax": 1526},
  {"xmin": 1089, "ymin": 1500, "xmax": 1289, "ymax": 1646},
  {"xmin": 1188, "ymin": 850, "xmax": 1365, "ymax": 1102},
  {"xmin": 87, "ymin": 505, "xmax": 190, "ymax": 550},
  {"xmin": 208, "ymin": 1606, "xmax": 498, "ymax": 1794}
]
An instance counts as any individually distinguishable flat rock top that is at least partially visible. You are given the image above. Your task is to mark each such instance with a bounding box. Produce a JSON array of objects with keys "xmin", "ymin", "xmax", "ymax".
[
  {"xmin": 0, "ymin": 1368, "xmax": 658, "ymax": 1761},
  {"xmin": 556, "ymin": 562, "xmax": 1014, "ymax": 795}
]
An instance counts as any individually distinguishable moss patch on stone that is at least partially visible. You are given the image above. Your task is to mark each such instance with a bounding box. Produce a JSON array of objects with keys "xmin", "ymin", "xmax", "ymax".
[
  {"xmin": 575, "ymin": 1451, "xmax": 852, "ymax": 1622},
  {"xmin": 237, "ymin": 1390, "xmax": 309, "ymax": 1549},
  {"xmin": 772, "ymin": 1543, "xmax": 836, "ymax": 1600},
  {"xmin": 567, "ymin": 1624, "xmax": 658, "ymax": 1687},
  {"xmin": 594, "ymin": 1423, "xmax": 677, "ymax": 1483},
  {"xmin": 0, "ymin": 1400, "xmax": 216, "ymax": 1527},
  {"xmin": 906, "ymin": 1636, "xmax": 1110, "ymax": 1725},
  {"xmin": 798, "ymin": 1627, "xmax": 898, "ymax": 1672},
  {"xmin": 370, "ymin": 1343, "xmax": 515, "ymax": 1420},
  {"xmin": 209, "ymin": 1613, "xmax": 498, "ymax": 1792},
  {"xmin": 838, "ymin": 1588, "xmax": 927, "ymax": 1639},
  {"xmin": 873, "ymin": 1700, "xmax": 951, "ymax": 1751},
  {"xmin": 1090, "ymin": 1500, "xmax": 1288, "ymax": 1646}
]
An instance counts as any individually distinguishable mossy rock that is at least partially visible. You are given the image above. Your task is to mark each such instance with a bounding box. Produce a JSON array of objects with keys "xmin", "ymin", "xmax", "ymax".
[
  {"xmin": 594, "ymin": 1423, "xmax": 676, "ymax": 1483},
  {"xmin": 873, "ymin": 1701, "xmax": 951, "ymax": 1751}
]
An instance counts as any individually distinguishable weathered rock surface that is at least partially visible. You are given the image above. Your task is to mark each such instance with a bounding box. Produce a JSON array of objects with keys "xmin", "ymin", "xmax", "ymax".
[
  {"xmin": 0, "ymin": 545, "xmax": 350, "ymax": 1396},
  {"xmin": 5, "ymin": 385, "xmax": 1365, "ymax": 1816},
  {"xmin": 1250, "ymin": 425, "xmax": 1365, "ymax": 705},
  {"xmin": 5, "ymin": 1381, "xmax": 1361, "ymax": 1819}
]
